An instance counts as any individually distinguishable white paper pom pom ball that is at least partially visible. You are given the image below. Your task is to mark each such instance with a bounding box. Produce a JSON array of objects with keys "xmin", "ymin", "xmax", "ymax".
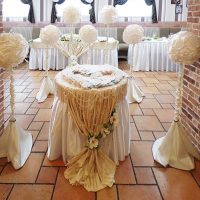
[
  {"xmin": 79, "ymin": 25, "xmax": 97, "ymax": 44},
  {"xmin": 63, "ymin": 4, "xmax": 81, "ymax": 24},
  {"xmin": 168, "ymin": 31, "xmax": 200, "ymax": 65},
  {"xmin": 40, "ymin": 25, "xmax": 60, "ymax": 45},
  {"xmin": 100, "ymin": 6, "xmax": 118, "ymax": 24},
  {"xmin": 0, "ymin": 33, "xmax": 29, "ymax": 68},
  {"xmin": 123, "ymin": 24, "xmax": 144, "ymax": 44}
]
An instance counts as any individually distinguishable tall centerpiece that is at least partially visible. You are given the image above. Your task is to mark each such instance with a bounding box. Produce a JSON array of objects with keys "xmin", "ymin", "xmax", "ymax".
[
  {"xmin": 56, "ymin": 5, "xmax": 97, "ymax": 66},
  {"xmin": 0, "ymin": 33, "xmax": 32, "ymax": 169},
  {"xmin": 152, "ymin": 31, "xmax": 200, "ymax": 170},
  {"xmin": 123, "ymin": 24, "xmax": 145, "ymax": 103},
  {"xmin": 99, "ymin": 5, "xmax": 118, "ymax": 64},
  {"xmin": 36, "ymin": 25, "xmax": 61, "ymax": 103}
]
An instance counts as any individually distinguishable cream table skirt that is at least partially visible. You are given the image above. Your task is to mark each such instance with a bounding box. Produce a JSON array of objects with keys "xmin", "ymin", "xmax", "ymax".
[
  {"xmin": 128, "ymin": 39, "xmax": 180, "ymax": 71},
  {"xmin": 47, "ymin": 97, "xmax": 130, "ymax": 165}
]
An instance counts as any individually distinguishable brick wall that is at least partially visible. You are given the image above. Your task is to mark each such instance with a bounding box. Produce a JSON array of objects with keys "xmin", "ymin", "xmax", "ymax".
[
  {"xmin": 181, "ymin": 0, "xmax": 200, "ymax": 152},
  {"xmin": 0, "ymin": 0, "xmax": 3, "ymax": 136}
]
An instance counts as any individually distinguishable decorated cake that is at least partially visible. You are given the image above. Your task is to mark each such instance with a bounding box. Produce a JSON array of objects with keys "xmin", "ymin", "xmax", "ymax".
[{"xmin": 61, "ymin": 64, "xmax": 127, "ymax": 89}]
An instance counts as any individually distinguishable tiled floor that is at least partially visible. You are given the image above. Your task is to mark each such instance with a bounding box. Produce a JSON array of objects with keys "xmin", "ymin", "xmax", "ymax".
[{"xmin": 0, "ymin": 61, "xmax": 200, "ymax": 200}]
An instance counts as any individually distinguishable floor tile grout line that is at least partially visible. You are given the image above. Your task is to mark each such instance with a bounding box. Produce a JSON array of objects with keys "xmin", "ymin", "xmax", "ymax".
[
  {"xmin": 5, "ymin": 183, "xmax": 14, "ymax": 200},
  {"xmin": 130, "ymin": 118, "xmax": 142, "ymax": 141},
  {"xmin": 129, "ymin": 154, "xmax": 138, "ymax": 185},
  {"xmin": 116, "ymin": 184, "xmax": 120, "ymax": 200},
  {"xmin": 50, "ymin": 166, "xmax": 60, "ymax": 200},
  {"xmin": 190, "ymin": 171, "xmax": 200, "ymax": 188},
  {"xmin": 151, "ymin": 167, "xmax": 164, "ymax": 200},
  {"xmin": 34, "ymin": 151, "xmax": 46, "ymax": 184}
]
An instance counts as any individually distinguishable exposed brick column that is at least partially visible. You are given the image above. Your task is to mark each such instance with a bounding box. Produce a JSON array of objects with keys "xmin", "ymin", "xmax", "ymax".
[
  {"xmin": 0, "ymin": 0, "xmax": 4, "ymax": 136},
  {"xmin": 181, "ymin": 0, "xmax": 200, "ymax": 152}
]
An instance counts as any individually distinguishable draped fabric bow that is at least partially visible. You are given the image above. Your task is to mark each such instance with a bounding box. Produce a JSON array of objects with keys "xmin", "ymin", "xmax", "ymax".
[
  {"xmin": 51, "ymin": 0, "xmax": 65, "ymax": 23},
  {"xmin": 20, "ymin": 0, "xmax": 35, "ymax": 23}
]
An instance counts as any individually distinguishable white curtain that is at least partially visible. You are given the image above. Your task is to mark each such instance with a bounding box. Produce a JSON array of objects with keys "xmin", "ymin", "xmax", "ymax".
[{"xmin": 94, "ymin": 0, "xmax": 108, "ymax": 22}]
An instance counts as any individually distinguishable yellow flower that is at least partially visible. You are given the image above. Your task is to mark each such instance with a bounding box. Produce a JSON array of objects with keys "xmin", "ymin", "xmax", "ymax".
[
  {"xmin": 101, "ymin": 127, "xmax": 111, "ymax": 138},
  {"xmin": 88, "ymin": 136, "xmax": 99, "ymax": 149},
  {"xmin": 110, "ymin": 113, "xmax": 119, "ymax": 126}
]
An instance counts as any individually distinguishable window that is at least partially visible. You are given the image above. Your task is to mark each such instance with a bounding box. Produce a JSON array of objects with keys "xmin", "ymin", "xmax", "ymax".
[
  {"xmin": 3, "ymin": 0, "xmax": 29, "ymax": 21},
  {"xmin": 56, "ymin": 0, "xmax": 91, "ymax": 21},
  {"xmin": 116, "ymin": 0, "xmax": 151, "ymax": 21}
]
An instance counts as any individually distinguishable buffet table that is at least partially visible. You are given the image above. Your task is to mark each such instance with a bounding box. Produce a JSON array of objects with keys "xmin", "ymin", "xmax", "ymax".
[
  {"xmin": 128, "ymin": 38, "xmax": 180, "ymax": 71},
  {"xmin": 29, "ymin": 37, "xmax": 119, "ymax": 70},
  {"xmin": 47, "ymin": 64, "xmax": 130, "ymax": 191}
]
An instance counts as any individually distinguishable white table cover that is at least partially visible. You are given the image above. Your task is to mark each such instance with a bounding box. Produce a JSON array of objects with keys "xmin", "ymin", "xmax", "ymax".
[
  {"xmin": 128, "ymin": 38, "xmax": 180, "ymax": 71},
  {"xmin": 29, "ymin": 38, "xmax": 118, "ymax": 70},
  {"xmin": 47, "ymin": 96, "xmax": 130, "ymax": 165}
]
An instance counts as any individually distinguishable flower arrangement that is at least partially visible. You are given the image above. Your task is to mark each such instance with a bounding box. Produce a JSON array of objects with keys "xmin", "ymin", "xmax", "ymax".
[
  {"xmin": 87, "ymin": 109, "xmax": 118, "ymax": 149},
  {"xmin": 123, "ymin": 24, "xmax": 144, "ymax": 45},
  {"xmin": 39, "ymin": 25, "xmax": 60, "ymax": 45},
  {"xmin": 99, "ymin": 5, "xmax": 118, "ymax": 24},
  {"xmin": 168, "ymin": 31, "xmax": 200, "ymax": 65},
  {"xmin": 79, "ymin": 25, "xmax": 97, "ymax": 44},
  {"xmin": 63, "ymin": 4, "xmax": 81, "ymax": 24},
  {"xmin": 0, "ymin": 33, "xmax": 29, "ymax": 68}
]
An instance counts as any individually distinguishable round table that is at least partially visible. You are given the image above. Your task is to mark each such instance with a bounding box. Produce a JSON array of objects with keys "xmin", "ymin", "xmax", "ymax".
[{"xmin": 47, "ymin": 64, "xmax": 130, "ymax": 191}]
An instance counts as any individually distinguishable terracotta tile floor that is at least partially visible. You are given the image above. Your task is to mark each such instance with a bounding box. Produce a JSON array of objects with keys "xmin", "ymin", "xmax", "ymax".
[{"xmin": 0, "ymin": 61, "xmax": 200, "ymax": 200}]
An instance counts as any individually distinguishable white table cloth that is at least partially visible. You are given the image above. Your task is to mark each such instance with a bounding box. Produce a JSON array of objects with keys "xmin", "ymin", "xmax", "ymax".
[
  {"xmin": 128, "ymin": 38, "xmax": 180, "ymax": 71},
  {"xmin": 29, "ymin": 38, "xmax": 118, "ymax": 70},
  {"xmin": 47, "ymin": 96, "xmax": 130, "ymax": 165},
  {"xmin": 47, "ymin": 68, "xmax": 130, "ymax": 165}
]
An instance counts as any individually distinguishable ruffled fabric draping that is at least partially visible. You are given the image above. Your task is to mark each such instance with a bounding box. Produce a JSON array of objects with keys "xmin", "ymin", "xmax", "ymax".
[
  {"xmin": 48, "ymin": 77, "xmax": 130, "ymax": 191},
  {"xmin": 0, "ymin": 122, "xmax": 32, "ymax": 170},
  {"xmin": 29, "ymin": 38, "xmax": 118, "ymax": 70},
  {"xmin": 47, "ymin": 68, "xmax": 128, "ymax": 191},
  {"xmin": 128, "ymin": 40, "xmax": 180, "ymax": 71},
  {"xmin": 152, "ymin": 121, "xmax": 200, "ymax": 170}
]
